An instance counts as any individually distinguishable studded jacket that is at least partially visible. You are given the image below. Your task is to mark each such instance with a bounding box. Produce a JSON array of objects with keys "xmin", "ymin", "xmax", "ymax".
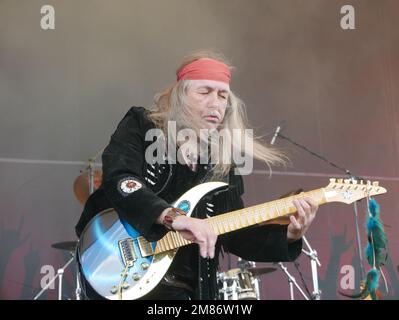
[{"xmin": 75, "ymin": 106, "xmax": 302, "ymax": 300}]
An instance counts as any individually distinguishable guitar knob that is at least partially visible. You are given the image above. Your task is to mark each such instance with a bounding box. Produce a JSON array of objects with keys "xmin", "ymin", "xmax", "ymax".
[
  {"xmin": 110, "ymin": 286, "xmax": 118, "ymax": 294},
  {"xmin": 141, "ymin": 262, "xmax": 149, "ymax": 270},
  {"xmin": 122, "ymin": 282, "xmax": 130, "ymax": 289},
  {"xmin": 132, "ymin": 273, "xmax": 141, "ymax": 281}
]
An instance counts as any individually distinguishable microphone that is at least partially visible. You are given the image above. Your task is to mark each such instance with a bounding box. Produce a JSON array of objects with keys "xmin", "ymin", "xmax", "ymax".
[{"xmin": 270, "ymin": 125, "xmax": 281, "ymax": 145}]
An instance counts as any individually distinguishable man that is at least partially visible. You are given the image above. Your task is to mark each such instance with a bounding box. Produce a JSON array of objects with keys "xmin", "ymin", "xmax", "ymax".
[{"xmin": 75, "ymin": 50, "xmax": 318, "ymax": 300}]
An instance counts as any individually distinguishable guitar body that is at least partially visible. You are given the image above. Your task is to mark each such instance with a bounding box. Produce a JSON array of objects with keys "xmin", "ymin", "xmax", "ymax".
[{"xmin": 78, "ymin": 181, "xmax": 228, "ymax": 300}]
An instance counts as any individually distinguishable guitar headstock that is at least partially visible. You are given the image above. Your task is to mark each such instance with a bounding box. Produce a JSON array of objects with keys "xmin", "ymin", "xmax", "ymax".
[{"xmin": 323, "ymin": 178, "xmax": 387, "ymax": 204}]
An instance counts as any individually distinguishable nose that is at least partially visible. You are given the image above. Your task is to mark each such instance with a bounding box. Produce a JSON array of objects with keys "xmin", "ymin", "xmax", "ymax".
[{"xmin": 207, "ymin": 91, "xmax": 221, "ymax": 109}]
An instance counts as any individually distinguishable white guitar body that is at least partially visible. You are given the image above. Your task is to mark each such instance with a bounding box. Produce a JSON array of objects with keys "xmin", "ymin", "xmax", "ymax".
[{"xmin": 78, "ymin": 182, "xmax": 227, "ymax": 300}]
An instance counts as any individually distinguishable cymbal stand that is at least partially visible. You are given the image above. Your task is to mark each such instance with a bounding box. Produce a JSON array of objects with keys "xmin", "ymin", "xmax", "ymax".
[
  {"xmin": 75, "ymin": 264, "xmax": 82, "ymax": 300},
  {"xmin": 301, "ymin": 236, "xmax": 322, "ymax": 299},
  {"xmin": 34, "ymin": 253, "xmax": 75, "ymax": 300},
  {"xmin": 278, "ymin": 262, "xmax": 309, "ymax": 300},
  {"xmin": 88, "ymin": 159, "xmax": 94, "ymax": 194}
]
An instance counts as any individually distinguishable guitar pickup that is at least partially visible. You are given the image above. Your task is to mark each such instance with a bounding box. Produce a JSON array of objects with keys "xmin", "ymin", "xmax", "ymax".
[{"xmin": 118, "ymin": 238, "xmax": 137, "ymax": 267}]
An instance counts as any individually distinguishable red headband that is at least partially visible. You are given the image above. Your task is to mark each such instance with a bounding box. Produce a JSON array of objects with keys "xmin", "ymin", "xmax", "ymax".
[{"xmin": 176, "ymin": 58, "xmax": 231, "ymax": 84}]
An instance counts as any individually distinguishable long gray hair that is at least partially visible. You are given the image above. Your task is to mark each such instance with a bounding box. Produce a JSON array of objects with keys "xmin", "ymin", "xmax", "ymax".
[{"xmin": 146, "ymin": 49, "xmax": 287, "ymax": 179}]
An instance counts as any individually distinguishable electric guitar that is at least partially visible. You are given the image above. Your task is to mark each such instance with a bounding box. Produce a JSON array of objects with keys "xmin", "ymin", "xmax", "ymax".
[{"xmin": 77, "ymin": 178, "xmax": 387, "ymax": 300}]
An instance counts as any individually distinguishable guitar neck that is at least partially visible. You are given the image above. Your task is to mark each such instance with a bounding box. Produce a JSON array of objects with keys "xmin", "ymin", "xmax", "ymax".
[
  {"xmin": 207, "ymin": 188, "xmax": 326, "ymax": 236},
  {"xmin": 148, "ymin": 188, "xmax": 326, "ymax": 255}
]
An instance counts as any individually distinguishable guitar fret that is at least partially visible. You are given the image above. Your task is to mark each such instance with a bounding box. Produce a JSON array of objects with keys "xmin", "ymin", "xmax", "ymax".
[
  {"xmin": 218, "ymin": 219, "xmax": 224, "ymax": 234},
  {"xmin": 282, "ymin": 198, "xmax": 289, "ymax": 214},
  {"xmin": 254, "ymin": 208, "xmax": 260, "ymax": 224},
  {"xmin": 274, "ymin": 203, "xmax": 280, "ymax": 217},
  {"xmin": 158, "ymin": 239, "xmax": 165, "ymax": 252},
  {"xmin": 176, "ymin": 233, "xmax": 183, "ymax": 247},
  {"xmin": 223, "ymin": 219, "xmax": 230, "ymax": 232},
  {"xmin": 166, "ymin": 233, "xmax": 173, "ymax": 250},
  {"xmin": 180, "ymin": 237, "xmax": 185, "ymax": 246},
  {"xmin": 175, "ymin": 232, "xmax": 181, "ymax": 248},
  {"xmin": 233, "ymin": 215, "xmax": 239, "ymax": 229},
  {"xmin": 229, "ymin": 217, "xmax": 234, "ymax": 231},
  {"xmin": 220, "ymin": 219, "xmax": 227, "ymax": 234},
  {"xmin": 170, "ymin": 232, "xmax": 178, "ymax": 249},
  {"xmin": 214, "ymin": 219, "xmax": 222, "ymax": 234},
  {"xmin": 261, "ymin": 207, "xmax": 267, "ymax": 221},
  {"xmin": 240, "ymin": 214, "xmax": 247, "ymax": 227}
]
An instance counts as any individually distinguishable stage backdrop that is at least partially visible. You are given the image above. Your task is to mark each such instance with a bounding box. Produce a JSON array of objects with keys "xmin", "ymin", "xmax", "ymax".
[{"xmin": 1, "ymin": 0, "xmax": 398, "ymax": 299}]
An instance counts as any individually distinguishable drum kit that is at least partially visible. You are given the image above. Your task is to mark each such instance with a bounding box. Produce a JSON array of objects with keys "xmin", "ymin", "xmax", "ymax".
[{"xmin": 217, "ymin": 259, "xmax": 277, "ymax": 300}]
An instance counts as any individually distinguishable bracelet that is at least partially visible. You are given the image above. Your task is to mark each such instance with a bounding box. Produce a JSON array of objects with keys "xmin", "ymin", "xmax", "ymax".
[{"xmin": 162, "ymin": 207, "xmax": 185, "ymax": 231}]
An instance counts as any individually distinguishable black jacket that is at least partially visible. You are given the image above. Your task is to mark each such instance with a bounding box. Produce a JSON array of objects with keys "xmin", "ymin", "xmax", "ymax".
[{"xmin": 75, "ymin": 106, "xmax": 302, "ymax": 300}]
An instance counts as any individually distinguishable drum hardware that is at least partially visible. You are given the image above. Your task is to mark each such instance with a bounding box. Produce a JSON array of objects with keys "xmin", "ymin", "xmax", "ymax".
[
  {"xmin": 217, "ymin": 268, "xmax": 258, "ymax": 300},
  {"xmin": 73, "ymin": 168, "xmax": 102, "ymax": 205},
  {"xmin": 301, "ymin": 236, "xmax": 322, "ymax": 300},
  {"xmin": 51, "ymin": 241, "xmax": 78, "ymax": 252},
  {"xmin": 34, "ymin": 243, "xmax": 79, "ymax": 300},
  {"xmin": 218, "ymin": 258, "xmax": 277, "ymax": 300},
  {"xmin": 246, "ymin": 266, "xmax": 277, "ymax": 277},
  {"xmin": 73, "ymin": 147, "xmax": 104, "ymax": 205},
  {"xmin": 277, "ymin": 262, "xmax": 309, "ymax": 300}
]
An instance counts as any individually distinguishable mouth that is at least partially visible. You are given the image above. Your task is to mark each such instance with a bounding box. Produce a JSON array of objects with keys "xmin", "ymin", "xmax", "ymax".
[{"xmin": 204, "ymin": 115, "xmax": 220, "ymax": 123}]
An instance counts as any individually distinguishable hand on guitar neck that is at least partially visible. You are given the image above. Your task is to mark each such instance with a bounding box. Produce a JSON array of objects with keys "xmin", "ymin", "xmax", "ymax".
[
  {"xmin": 287, "ymin": 197, "xmax": 318, "ymax": 243},
  {"xmin": 259, "ymin": 189, "xmax": 319, "ymax": 243},
  {"xmin": 156, "ymin": 207, "xmax": 217, "ymax": 259}
]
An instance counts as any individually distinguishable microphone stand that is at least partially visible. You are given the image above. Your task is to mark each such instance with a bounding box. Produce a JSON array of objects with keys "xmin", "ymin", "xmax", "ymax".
[
  {"xmin": 273, "ymin": 129, "xmax": 366, "ymax": 285},
  {"xmin": 278, "ymin": 263, "xmax": 310, "ymax": 300}
]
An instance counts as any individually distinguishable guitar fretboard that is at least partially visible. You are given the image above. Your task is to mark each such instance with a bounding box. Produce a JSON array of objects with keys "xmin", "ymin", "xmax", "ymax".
[{"xmin": 137, "ymin": 188, "xmax": 326, "ymax": 256}]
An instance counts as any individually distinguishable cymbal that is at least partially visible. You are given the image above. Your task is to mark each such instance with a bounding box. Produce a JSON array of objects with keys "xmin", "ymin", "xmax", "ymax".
[
  {"xmin": 73, "ymin": 170, "xmax": 102, "ymax": 205},
  {"xmin": 247, "ymin": 266, "xmax": 277, "ymax": 277},
  {"xmin": 224, "ymin": 266, "xmax": 277, "ymax": 278},
  {"xmin": 51, "ymin": 241, "xmax": 78, "ymax": 252}
]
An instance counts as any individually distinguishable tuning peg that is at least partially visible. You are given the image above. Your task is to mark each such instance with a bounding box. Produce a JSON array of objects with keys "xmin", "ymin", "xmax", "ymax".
[
  {"xmin": 352, "ymin": 180, "xmax": 358, "ymax": 184},
  {"xmin": 330, "ymin": 178, "xmax": 336, "ymax": 183},
  {"xmin": 337, "ymin": 179, "xmax": 343, "ymax": 183},
  {"xmin": 344, "ymin": 179, "xmax": 351, "ymax": 184},
  {"xmin": 372, "ymin": 181, "xmax": 379, "ymax": 187},
  {"xmin": 359, "ymin": 180, "xmax": 364, "ymax": 185}
]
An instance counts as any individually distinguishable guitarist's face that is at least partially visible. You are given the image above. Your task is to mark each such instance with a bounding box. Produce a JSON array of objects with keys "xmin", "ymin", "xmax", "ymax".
[{"xmin": 186, "ymin": 79, "xmax": 230, "ymax": 130}]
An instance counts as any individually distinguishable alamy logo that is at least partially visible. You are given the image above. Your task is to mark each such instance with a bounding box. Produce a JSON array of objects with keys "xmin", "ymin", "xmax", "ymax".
[
  {"xmin": 340, "ymin": 5, "xmax": 355, "ymax": 30},
  {"xmin": 40, "ymin": 5, "xmax": 55, "ymax": 30},
  {"xmin": 144, "ymin": 121, "xmax": 254, "ymax": 174},
  {"xmin": 40, "ymin": 264, "xmax": 55, "ymax": 289},
  {"xmin": 340, "ymin": 264, "xmax": 355, "ymax": 290}
]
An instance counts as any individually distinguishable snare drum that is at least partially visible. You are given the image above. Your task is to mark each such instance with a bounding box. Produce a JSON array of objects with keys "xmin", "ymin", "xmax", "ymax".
[{"xmin": 217, "ymin": 268, "xmax": 258, "ymax": 300}]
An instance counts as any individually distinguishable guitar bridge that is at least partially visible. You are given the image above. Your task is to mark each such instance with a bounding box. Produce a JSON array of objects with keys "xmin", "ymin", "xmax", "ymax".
[{"xmin": 118, "ymin": 238, "xmax": 137, "ymax": 267}]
